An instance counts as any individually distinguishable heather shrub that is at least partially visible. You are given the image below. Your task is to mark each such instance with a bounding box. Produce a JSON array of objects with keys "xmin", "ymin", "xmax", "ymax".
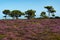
[{"xmin": 0, "ymin": 34, "xmax": 6, "ymax": 40}]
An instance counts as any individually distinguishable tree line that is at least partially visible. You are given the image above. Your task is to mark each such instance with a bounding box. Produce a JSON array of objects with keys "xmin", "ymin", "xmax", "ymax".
[{"xmin": 2, "ymin": 6, "xmax": 60, "ymax": 19}]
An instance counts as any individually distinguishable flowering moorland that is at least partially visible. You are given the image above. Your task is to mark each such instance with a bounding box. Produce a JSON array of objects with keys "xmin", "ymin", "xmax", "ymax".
[{"xmin": 0, "ymin": 19, "xmax": 60, "ymax": 40}]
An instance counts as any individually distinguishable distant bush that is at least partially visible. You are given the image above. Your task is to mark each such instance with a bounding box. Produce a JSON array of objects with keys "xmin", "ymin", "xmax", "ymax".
[
  {"xmin": 50, "ymin": 17, "xmax": 53, "ymax": 19},
  {"xmin": 35, "ymin": 17, "xmax": 40, "ymax": 19},
  {"xmin": 55, "ymin": 16, "xmax": 60, "ymax": 19}
]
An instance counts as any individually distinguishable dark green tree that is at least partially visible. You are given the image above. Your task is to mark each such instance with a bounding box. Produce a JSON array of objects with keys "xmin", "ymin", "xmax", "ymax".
[
  {"xmin": 44, "ymin": 6, "xmax": 53, "ymax": 17},
  {"xmin": 9, "ymin": 10, "xmax": 24, "ymax": 19},
  {"xmin": 40, "ymin": 11, "xmax": 48, "ymax": 18},
  {"xmin": 2, "ymin": 10, "xmax": 10, "ymax": 19},
  {"xmin": 25, "ymin": 9, "xmax": 36, "ymax": 19}
]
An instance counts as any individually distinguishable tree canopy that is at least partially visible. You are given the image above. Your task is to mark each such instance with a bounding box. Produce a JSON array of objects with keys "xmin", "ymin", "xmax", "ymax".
[
  {"xmin": 44, "ymin": 6, "xmax": 56, "ymax": 17},
  {"xmin": 25, "ymin": 9, "xmax": 36, "ymax": 19},
  {"xmin": 9, "ymin": 10, "xmax": 24, "ymax": 19},
  {"xmin": 2, "ymin": 10, "xmax": 10, "ymax": 19}
]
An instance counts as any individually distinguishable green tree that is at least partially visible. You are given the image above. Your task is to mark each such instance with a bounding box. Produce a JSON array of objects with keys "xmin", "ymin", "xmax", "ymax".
[
  {"xmin": 44, "ymin": 6, "xmax": 53, "ymax": 17},
  {"xmin": 9, "ymin": 10, "xmax": 24, "ymax": 19},
  {"xmin": 40, "ymin": 11, "xmax": 48, "ymax": 18},
  {"xmin": 2, "ymin": 10, "xmax": 10, "ymax": 19},
  {"xmin": 25, "ymin": 9, "xmax": 36, "ymax": 19}
]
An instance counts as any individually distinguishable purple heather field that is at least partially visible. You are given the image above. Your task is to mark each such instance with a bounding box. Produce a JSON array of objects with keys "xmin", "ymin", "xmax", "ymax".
[{"xmin": 0, "ymin": 19, "xmax": 60, "ymax": 40}]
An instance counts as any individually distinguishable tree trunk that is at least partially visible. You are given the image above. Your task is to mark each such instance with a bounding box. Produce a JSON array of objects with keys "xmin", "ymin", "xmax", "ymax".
[
  {"xmin": 27, "ymin": 16, "xmax": 31, "ymax": 19},
  {"xmin": 16, "ymin": 17, "xmax": 18, "ymax": 19},
  {"xmin": 5, "ymin": 17, "xmax": 6, "ymax": 19},
  {"xmin": 48, "ymin": 12, "xmax": 50, "ymax": 18},
  {"xmin": 12, "ymin": 17, "xmax": 15, "ymax": 19},
  {"xmin": 27, "ymin": 17, "xmax": 30, "ymax": 19},
  {"xmin": 4, "ymin": 15, "xmax": 6, "ymax": 19}
]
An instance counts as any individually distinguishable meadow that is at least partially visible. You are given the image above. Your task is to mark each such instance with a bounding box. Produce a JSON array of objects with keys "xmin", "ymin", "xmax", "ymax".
[{"xmin": 0, "ymin": 19, "xmax": 60, "ymax": 40}]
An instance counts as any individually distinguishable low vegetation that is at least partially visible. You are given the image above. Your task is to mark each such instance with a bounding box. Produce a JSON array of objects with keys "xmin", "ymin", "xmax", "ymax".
[{"xmin": 0, "ymin": 19, "xmax": 60, "ymax": 40}]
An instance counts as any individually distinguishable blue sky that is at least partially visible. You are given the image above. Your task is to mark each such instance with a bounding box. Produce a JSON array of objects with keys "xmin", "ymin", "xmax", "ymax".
[{"xmin": 0, "ymin": 0, "xmax": 60, "ymax": 19}]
